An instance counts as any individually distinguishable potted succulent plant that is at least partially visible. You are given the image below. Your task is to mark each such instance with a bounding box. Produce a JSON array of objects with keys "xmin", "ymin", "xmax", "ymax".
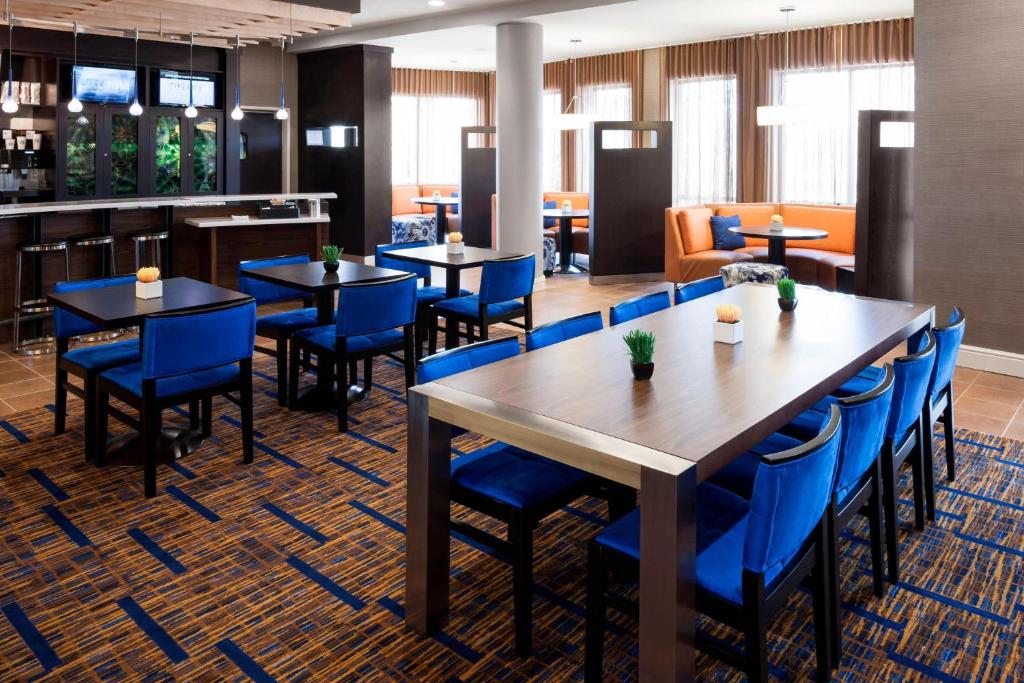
[
  {"xmin": 623, "ymin": 329, "xmax": 656, "ymax": 380},
  {"xmin": 135, "ymin": 266, "xmax": 162, "ymax": 299},
  {"xmin": 777, "ymin": 277, "xmax": 798, "ymax": 311},
  {"xmin": 447, "ymin": 231, "xmax": 465, "ymax": 255},
  {"xmin": 769, "ymin": 213, "xmax": 785, "ymax": 232},
  {"xmin": 713, "ymin": 304, "xmax": 744, "ymax": 344},
  {"xmin": 322, "ymin": 244, "xmax": 342, "ymax": 273}
]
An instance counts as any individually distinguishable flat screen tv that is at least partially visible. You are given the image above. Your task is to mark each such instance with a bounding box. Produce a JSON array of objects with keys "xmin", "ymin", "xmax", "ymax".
[
  {"xmin": 157, "ymin": 70, "xmax": 216, "ymax": 108},
  {"xmin": 72, "ymin": 65, "xmax": 136, "ymax": 105}
]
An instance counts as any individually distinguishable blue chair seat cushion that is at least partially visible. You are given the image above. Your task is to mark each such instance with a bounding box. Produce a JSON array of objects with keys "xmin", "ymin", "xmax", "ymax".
[
  {"xmin": 416, "ymin": 286, "xmax": 473, "ymax": 307},
  {"xmin": 102, "ymin": 362, "xmax": 239, "ymax": 399},
  {"xmin": 451, "ymin": 442, "xmax": 590, "ymax": 509},
  {"xmin": 433, "ymin": 295, "xmax": 525, "ymax": 320},
  {"xmin": 255, "ymin": 307, "xmax": 320, "ymax": 335},
  {"xmin": 293, "ymin": 325, "xmax": 404, "ymax": 355},
  {"xmin": 62, "ymin": 339, "xmax": 140, "ymax": 372}
]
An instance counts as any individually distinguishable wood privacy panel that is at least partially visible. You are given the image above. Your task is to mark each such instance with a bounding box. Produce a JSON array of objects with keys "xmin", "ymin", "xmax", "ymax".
[
  {"xmin": 459, "ymin": 126, "xmax": 496, "ymax": 248},
  {"xmin": 589, "ymin": 121, "xmax": 672, "ymax": 280},
  {"xmin": 915, "ymin": 0, "xmax": 1024, "ymax": 354},
  {"xmin": 855, "ymin": 110, "xmax": 914, "ymax": 301}
]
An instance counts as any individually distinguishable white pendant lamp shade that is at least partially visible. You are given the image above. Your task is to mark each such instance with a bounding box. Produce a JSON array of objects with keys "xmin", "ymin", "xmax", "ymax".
[
  {"xmin": 552, "ymin": 111, "xmax": 597, "ymax": 131},
  {"xmin": 230, "ymin": 36, "xmax": 243, "ymax": 120},
  {"xmin": 184, "ymin": 32, "xmax": 197, "ymax": 118},
  {"xmin": 758, "ymin": 6, "xmax": 799, "ymax": 128},
  {"xmin": 129, "ymin": 28, "xmax": 142, "ymax": 116},
  {"xmin": 67, "ymin": 22, "xmax": 82, "ymax": 113},
  {"xmin": 3, "ymin": 12, "xmax": 16, "ymax": 114},
  {"xmin": 67, "ymin": 96, "xmax": 82, "ymax": 113},
  {"xmin": 274, "ymin": 36, "xmax": 288, "ymax": 120}
]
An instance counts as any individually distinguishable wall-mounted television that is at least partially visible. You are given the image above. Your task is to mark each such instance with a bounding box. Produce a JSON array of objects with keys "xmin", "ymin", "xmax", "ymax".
[
  {"xmin": 72, "ymin": 65, "xmax": 136, "ymax": 105},
  {"xmin": 157, "ymin": 70, "xmax": 216, "ymax": 108}
]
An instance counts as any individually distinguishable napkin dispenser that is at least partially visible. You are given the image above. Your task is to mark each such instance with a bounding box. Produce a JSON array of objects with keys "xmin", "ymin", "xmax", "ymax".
[{"xmin": 258, "ymin": 200, "xmax": 300, "ymax": 220}]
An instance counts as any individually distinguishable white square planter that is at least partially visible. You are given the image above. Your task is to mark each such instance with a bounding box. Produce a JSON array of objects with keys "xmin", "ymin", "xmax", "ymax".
[
  {"xmin": 447, "ymin": 242, "xmax": 464, "ymax": 255},
  {"xmin": 714, "ymin": 320, "xmax": 744, "ymax": 344},
  {"xmin": 136, "ymin": 280, "xmax": 163, "ymax": 299}
]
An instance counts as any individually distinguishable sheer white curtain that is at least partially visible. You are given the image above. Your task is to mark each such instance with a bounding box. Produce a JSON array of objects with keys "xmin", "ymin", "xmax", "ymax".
[
  {"xmin": 574, "ymin": 83, "xmax": 631, "ymax": 192},
  {"xmin": 542, "ymin": 90, "xmax": 562, "ymax": 191},
  {"xmin": 668, "ymin": 75, "xmax": 737, "ymax": 205},
  {"xmin": 391, "ymin": 94, "xmax": 479, "ymax": 185},
  {"xmin": 773, "ymin": 63, "xmax": 914, "ymax": 205}
]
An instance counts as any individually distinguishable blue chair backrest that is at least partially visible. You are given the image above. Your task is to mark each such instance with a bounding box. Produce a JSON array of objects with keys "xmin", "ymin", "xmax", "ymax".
[
  {"xmin": 141, "ymin": 300, "xmax": 256, "ymax": 380},
  {"xmin": 478, "ymin": 254, "xmax": 535, "ymax": 304},
  {"xmin": 674, "ymin": 276, "xmax": 725, "ymax": 305},
  {"xmin": 886, "ymin": 331, "xmax": 937, "ymax": 441},
  {"xmin": 54, "ymin": 275, "xmax": 137, "ymax": 339},
  {"xmin": 834, "ymin": 365, "xmax": 895, "ymax": 502},
  {"xmin": 238, "ymin": 254, "xmax": 310, "ymax": 305},
  {"xmin": 375, "ymin": 241, "xmax": 432, "ymax": 283},
  {"xmin": 336, "ymin": 274, "xmax": 418, "ymax": 337},
  {"xmin": 417, "ymin": 337, "xmax": 520, "ymax": 384},
  {"xmin": 609, "ymin": 291, "xmax": 671, "ymax": 326},
  {"xmin": 928, "ymin": 307, "xmax": 965, "ymax": 399},
  {"xmin": 744, "ymin": 404, "xmax": 841, "ymax": 578},
  {"xmin": 525, "ymin": 311, "xmax": 603, "ymax": 352}
]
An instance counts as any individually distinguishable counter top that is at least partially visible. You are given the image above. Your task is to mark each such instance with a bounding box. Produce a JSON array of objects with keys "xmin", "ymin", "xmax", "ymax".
[
  {"xmin": 0, "ymin": 192, "xmax": 337, "ymax": 218},
  {"xmin": 184, "ymin": 215, "xmax": 331, "ymax": 229}
]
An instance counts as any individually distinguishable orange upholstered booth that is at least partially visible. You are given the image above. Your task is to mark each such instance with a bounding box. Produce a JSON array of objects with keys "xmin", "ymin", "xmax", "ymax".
[
  {"xmin": 665, "ymin": 202, "xmax": 855, "ymax": 290},
  {"xmin": 392, "ymin": 184, "xmax": 461, "ymax": 232}
]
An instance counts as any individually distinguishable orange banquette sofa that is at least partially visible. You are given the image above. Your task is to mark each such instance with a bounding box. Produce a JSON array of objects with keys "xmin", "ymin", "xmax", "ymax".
[
  {"xmin": 665, "ymin": 202, "xmax": 855, "ymax": 290},
  {"xmin": 490, "ymin": 191, "xmax": 590, "ymax": 253},
  {"xmin": 392, "ymin": 184, "xmax": 460, "ymax": 233}
]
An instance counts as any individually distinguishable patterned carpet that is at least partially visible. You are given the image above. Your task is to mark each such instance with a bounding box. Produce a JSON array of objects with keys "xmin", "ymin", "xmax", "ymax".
[{"xmin": 0, "ymin": 352, "xmax": 1021, "ymax": 682}]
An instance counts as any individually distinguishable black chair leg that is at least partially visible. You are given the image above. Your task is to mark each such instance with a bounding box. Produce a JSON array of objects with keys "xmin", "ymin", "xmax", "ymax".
[
  {"xmin": 94, "ymin": 387, "xmax": 110, "ymax": 467},
  {"xmin": 465, "ymin": 324, "xmax": 475, "ymax": 344},
  {"xmin": 337, "ymin": 357, "xmax": 349, "ymax": 433},
  {"xmin": 509, "ymin": 515, "xmax": 534, "ymax": 657},
  {"xmin": 189, "ymin": 399, "xmax": 200, "ymax": 430},
  {"xmin": 880, "ymin": 444, "xmax": 900, "ymax": 584},
  {"xmin": 943, "ymin": 403, "xmax": 956, "ymax": 481},
  {"xmin": 275, "ymin": 337, "xmax": 288, "ymax": 407},
  {"xmin": 825, "ymin": 504, "xmax": 841, "ymax": 667},
  {"xmin": 922, "ymin": 410, "xmax": 936, "ymax": 522},
  {"xmin": 478, "ymin": 321, "xmax": 489, "ymax": 341},
  {"xmin": 868, "ymin": 464, "xmax": 886, "ymax": 598},
  {"xmin": 428, "ymin": 316, "xmax": 438, "ymax": 356},
  {"xmin": 142, "ymin": 401, "xmax": 161, "ymax": 498},
  {"xmin": 201, "ymin": 397, "xmax": 213, "ymax": 438},
  {"xmin": 743, "ymin": 603, "xmax": 769, "ymax": 683},
  {"xmin": 911, "ymin": 425, "xmax": 926, "ymax": 532},
  {"xmin": 812, "ymin": 520, "xmax": 834, "ymax": 679},
  {"xmin": 584, "ymin": 544, "xmax": 607, "ymax": 683},
  {"xmin": 403, "ymin": 327, "xmax": 416, "ymax": 389},
  {"xmin": 288, "ymin": 341, "xmax": 301, "ymax": 408},
  {"xmin": 240, "ymin": 360, "xmax": 254, "ymax": 464},
  {"xmin": 54, "ymin": 368, "xmax": 67, "ymax": 435},
  {"xmin": 83, "ymin": 374, "xmax": 96, "ymax": 462},
  {"xmin": 348, "ymin": 360, "xmax": 358, "ymax": 390},
  {"xmin": 363, "ymin": 357, "xmax": 373, "ymax": 394}
]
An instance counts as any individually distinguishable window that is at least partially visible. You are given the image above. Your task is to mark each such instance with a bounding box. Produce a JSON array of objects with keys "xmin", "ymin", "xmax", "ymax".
[
  {"xmin": 391, "ymin": 94, "xmax": 479, "ymax": 185},
  {"xmin": 773, "ymin": 63, "xmax": 914, "ymax": 204},
  {"xmin": 574, "ymin": 83, "xmax": 631, "ymax": 192},
  {"xmin": 543, "ymin": 90, "xmax": 562, "ymax": 191},
  {"xmin": 668, "ymin": 75, "xmax": 737, "ymax": 205}
]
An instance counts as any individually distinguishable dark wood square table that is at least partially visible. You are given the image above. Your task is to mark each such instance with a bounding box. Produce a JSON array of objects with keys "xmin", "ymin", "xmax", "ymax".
[
  {"xmin": 383, "ymin": 245, "xmax": 522, "ymax": 350},
  {"xmin": 405, "ymin": 283, "xmax": 933, "ymax": 680}
]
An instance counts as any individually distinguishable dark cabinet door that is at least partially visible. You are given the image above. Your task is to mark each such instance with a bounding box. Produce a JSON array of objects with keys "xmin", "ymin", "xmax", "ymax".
[
  {"xmin": 58, "ymin": 106, "xmax": 100, "ymax": 199},
  {"xmin": 148, "ymin": 107, "xmax": 223, "ymax": 196},
  {"xmin": 58, "ymin": 106, "xmax": 148, "ymax": 200}
]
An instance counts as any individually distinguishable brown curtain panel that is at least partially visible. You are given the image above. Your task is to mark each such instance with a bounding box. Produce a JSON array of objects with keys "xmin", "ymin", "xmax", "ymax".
[{"xmin": 392, "ymin": 68, "xmax": 494, "ymax": 126}]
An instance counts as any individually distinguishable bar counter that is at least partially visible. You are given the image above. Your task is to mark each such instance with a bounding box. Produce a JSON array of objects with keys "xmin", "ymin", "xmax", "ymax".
[{"xmin": 0, "ymin": 193, "xmax": 336, "ymax": 345}]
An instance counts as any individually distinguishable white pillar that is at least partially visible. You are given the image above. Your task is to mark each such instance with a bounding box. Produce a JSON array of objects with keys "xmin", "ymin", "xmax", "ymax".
[{"xmin": 496, "ymin": 22, "xmax": 544, "ymax": 278}]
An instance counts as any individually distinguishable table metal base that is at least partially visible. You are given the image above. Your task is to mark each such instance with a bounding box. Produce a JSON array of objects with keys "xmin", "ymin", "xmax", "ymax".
[
  {"xmin": 103, "ymin": 427, "xmax": 206, "ymax": 466},
  {"xmin": 290, "ymin": 383, "xmax": 370, "ymax": 412},
  {"xmin": 557, "ymin": 263, "xmax": 589, "ymax": 275}
]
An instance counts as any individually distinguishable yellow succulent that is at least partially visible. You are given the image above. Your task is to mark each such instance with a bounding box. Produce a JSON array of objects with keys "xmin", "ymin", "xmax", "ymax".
[
  {"xmin": 716, "ymin": 304, "xmax": 743, "ymax": 324},
  {"xmin": 137, "ymin": 267, "xmax": 160, "ymax": 283}
]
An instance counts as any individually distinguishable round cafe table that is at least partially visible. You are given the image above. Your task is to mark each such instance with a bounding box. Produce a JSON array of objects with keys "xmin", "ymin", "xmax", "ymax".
[
  {"xmin": 412, "ymin": 196, "xmax": 460, "ymax": 245},
  {"xmin": 729, "ymin": 225, "xmax": 828, "ymax": 267},
  {"xmin": 542, "ymin": 208, "xmax": 590, "ymax": 273}
]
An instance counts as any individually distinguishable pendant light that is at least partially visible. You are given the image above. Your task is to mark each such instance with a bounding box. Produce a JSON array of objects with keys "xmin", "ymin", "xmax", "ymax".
[
  {"xmin": 128, "ymin": 28, "xmax": 143, "ymax": 116},
  {"xmin": 67, "ymin": 21, "xmax": 83, "ymax": 113},
  {"xmin": 552, "ymin": 39, "xmax": 596, "ymax": 131},
  {"xmin": 2, "ymin": 5, "xmax": 17, "ymax": 114},
  {"xmin": 184, "ymin": 32, "xmax": 197, "ymax": 118},
  {"xmin": 756, "ymin": 6, "xmax": 818, "ymax": 126},
  {"xmin": 274, "ymin": 35, "xmax": 288, "ymax": 120},
  {"xmin": 230, "ymin": 35, "xmax": 243, "ymax": 121}
]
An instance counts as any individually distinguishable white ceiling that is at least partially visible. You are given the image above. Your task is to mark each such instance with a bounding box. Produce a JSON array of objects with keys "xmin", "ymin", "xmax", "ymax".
[{"xmin": 297, "ymin": 0, "xmax": 913, "ymax": 70}]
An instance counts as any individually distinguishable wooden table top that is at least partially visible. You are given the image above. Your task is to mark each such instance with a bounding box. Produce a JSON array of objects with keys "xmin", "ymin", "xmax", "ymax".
[
  {"xmin": 542, "ymin": 209, "xmax": 590, "ymax": 218},
  {"xmin": 47, "ymin": 277, "xmax": 253, "ymax": 329},
  {"xmin": 430, "ymin": 284, "xmax": 932, "ymax": 481},
  {"xmin": 239, "ymin": 261, "xmax": 406, "ymax": 293},
  {"xmin": 385, "ymin": 245, "xmax": 521, "ymax": 270},
  {"xmin": 412, "ymin": 197, "xmax": 460, "ymax": 206},
  {"xmin": 730, "ymin": 225, "xmax": 828, "ymax": 240},
  {"xmin": 184, "ymin": 215, "xmax": 331, "ymax": 229}
]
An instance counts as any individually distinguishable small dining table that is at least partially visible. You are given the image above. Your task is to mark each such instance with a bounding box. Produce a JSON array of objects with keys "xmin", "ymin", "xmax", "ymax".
[
  {"xmin": 411, "ymin": 196, "xmax": 460, "ymax": 245},
  {"xmin": 729, "ymin": 225, "xmax": 828, "ymax": 267},
  {"xmin": 405, "ymin": 283, "xmax": 933, "ymax": 680},
  {"xmin": 542, "ymin": 208, "xmax": 590, "ymax": 274}
]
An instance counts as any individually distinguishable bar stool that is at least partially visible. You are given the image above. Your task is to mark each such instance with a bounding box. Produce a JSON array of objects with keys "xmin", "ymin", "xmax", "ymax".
[
  {"xmin": 13, "ymin": 238, "xmax": 70, "ymax": 355},
  {"xmin": 68, "ymin": 233, "xmax": 123, "ymax": 343},
  {"xmin": 129, "ymin": 230, "xmax": 169, "ymax": 271}
]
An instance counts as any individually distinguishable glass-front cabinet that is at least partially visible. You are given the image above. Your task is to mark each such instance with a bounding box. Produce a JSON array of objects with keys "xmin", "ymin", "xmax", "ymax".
[
  {"xmin": 63, "ymin": 110, "xmax": 98, "ymax": 197},
  {"xmin": 149, "ymin": 108, "xmax": 223, "ymax": 196}
]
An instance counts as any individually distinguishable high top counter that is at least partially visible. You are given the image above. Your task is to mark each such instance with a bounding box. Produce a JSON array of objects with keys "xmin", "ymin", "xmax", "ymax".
[{"xmin": 0, "ymin": 193, "xmax": 336, "ymax": 218}]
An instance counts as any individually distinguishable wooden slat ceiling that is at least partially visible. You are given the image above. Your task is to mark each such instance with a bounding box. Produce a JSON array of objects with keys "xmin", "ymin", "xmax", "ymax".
[{"xmin": 9, "ymin": 0, "xmax": 352, "ymax": 46}]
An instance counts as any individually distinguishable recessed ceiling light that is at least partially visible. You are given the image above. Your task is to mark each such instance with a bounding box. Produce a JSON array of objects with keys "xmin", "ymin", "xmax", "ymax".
[{"xmin": 427, "ymin": 0, "xmax": 446, "ymax": 6}]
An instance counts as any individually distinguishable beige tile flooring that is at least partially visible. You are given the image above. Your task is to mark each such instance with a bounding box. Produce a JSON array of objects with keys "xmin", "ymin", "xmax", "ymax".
[{"xmin": 2, "ymin": 272, "xmax": 1022, "ymax": 439}]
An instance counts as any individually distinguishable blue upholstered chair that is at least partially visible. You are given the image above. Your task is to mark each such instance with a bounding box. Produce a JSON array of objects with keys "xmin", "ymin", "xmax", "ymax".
[
  {"xmin": 417, "ymin": 337, "xmax": 634, "ymax": 657},
  {"xmin": 525, "ymin": 311, "xmax": 603, "ymax": 352},
  {"xmin": 290, "ymin": 273, "xmax": 418, "ymax": 432},
  {"xmin": 375, "ymin": 241, "xmax": 472, "ymax": 359},
  {"xmin": 585, "ymin": 405, "xmax": 841, "ymax": 682},
  {"xmin": 921, "ymin": 308, "xmax": 965, "ymax": 498},
  {"xmin": 608, "ymin": 291, "xmax": 670, "ymax": 325},
  {"xmin": 674, "ymin": 275, "xmax": 725, "ymax": 305},
  {"xmin": 53, "ymin": 275, "xmax": 139, "ymax": 462},
  {"xmin": 96, "ymin": 300, "xmax": 257, "ymax": 497},
  {"xmin": 429, "ymin": 253, "xmax": 535, "ymax": 353},
  {"xmin": 238, "ymin": 254, "xmax": 317, "ymax": 406}
]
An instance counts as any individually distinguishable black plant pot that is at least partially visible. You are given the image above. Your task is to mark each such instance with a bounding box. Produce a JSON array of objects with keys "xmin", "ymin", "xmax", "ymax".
[
  {"xmin": 324, "ymin": 261, "xmax": 340, "ymax": 273},
  {"xmin": 778, "ymin": 297, "xmax": 798, "ymax": 312},
  {"xmin": 631, "ymin": 362, "xmax": 654, "ymax": 380}
]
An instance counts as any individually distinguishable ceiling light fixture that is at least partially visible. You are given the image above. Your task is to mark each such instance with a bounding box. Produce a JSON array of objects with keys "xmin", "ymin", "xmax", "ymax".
[
  {"xmin": 184, "ymin": 32, "xmax": 197, "ymax": 118},
  {"xmin": 230, "ymin": 35, "xmax": 243, "ymax": 121},
  {"xmin": 275, "ymin": 4, "xmax": 290, "ymax": 121},
  {"xmin": 552, "ymin": 39, "xmax": 597, "ymax": 131},
  {"xmin": 2, "ymin": 2, "xmax": 17, "ymax": 114},
  {"xmin": 428, "ymin": 1, "xmax": 446, "ymax": 7},
  {"xmin": 128, "ymin": 27, "xmax": 143, "ymax": 116},
  {"xmin": 67, "ymin": 20, "xmax": 83, "ymax": 113},
  {"xmin": 757, "ymin": 6, "xmax": 821, "ymax": 126}
]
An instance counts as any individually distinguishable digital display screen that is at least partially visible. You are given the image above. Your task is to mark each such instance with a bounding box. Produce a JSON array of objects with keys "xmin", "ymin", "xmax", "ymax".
[
  {"xmin": 73, "ymin": 65, "xmax": 136, "ymax": 105},
  {"xmin": 158, "ymin": 70, "xmax": 216, "ymax": 108}
]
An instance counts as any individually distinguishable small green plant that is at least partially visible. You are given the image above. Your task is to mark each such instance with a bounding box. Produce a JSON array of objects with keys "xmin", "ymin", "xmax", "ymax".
[
  {"xmin": 777, "ymin": 278, "xmax": 797, "ymax": 301},
  {"xmin": 623, "ymin": 330, "xmax": 656, "ymax": 365},
  {"xmin": 322, "ymin": 244, "xmax": 343, "ymax": 264}
]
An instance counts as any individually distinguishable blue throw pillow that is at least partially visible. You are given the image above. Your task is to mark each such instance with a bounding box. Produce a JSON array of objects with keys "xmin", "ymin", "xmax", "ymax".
[
  {"xmin": 710, "ymin": 214, "xmax": 745, "ymax": 251},
  {"xmin": 543, "ymin": 200, "xmax": 558, "ymax": 228},
  {"xmin": 450, "ymin": 191, "xmax": 459, "ymax": 215}
]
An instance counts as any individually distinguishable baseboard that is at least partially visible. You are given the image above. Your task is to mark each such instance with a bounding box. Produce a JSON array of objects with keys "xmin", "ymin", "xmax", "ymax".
[{"xmin": 958, "ymin": 344, "xmax": 1024, "ymax": 379}]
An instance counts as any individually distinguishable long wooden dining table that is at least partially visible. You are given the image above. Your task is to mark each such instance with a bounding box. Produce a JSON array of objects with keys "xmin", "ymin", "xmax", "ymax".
[{"xmin": 405, "ymin": 283, "xmax": 933, "ymax": 680}]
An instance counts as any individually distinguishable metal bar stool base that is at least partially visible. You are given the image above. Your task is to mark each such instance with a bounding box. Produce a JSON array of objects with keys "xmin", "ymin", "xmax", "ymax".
[{"xmin": 13, "ymin": 335, "xmax": 56, "ymax": 356}]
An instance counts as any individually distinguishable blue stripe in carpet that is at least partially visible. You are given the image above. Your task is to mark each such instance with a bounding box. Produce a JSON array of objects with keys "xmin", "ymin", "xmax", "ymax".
[
  {"xmin": 371, "ymin": 381, "xmax": 401, "ymax": 396},
  {"xmin": 327, "ymin": 456, "xmax": 389, "ymax": 487},
  {"xmin": 168, "ymin": 462, "xmax": 198, "ymax": 480},
  {"xmin": 897, "ymin": 497, "xmax": 965, "ymax": 521},
  {"xmin": 261, "ymin": 502, "xmax": 328, "ymax": 544},
  {"xmin": 253, "ymin": 370, "xmax": 277, "ymax": 383},
  {"xmin": 165, "ymin": 486, "xmax": 220, "ymax": 522},
  {"xmin": 220, "ymin": 414, "xmax": 266, "ymax": 439},
  {"xmin": 952, "ymin": 436, "xmax": 1004, "ymax": 453},
  {"xmin": 562, "ymin": 506, "xmax": 608, "ymax": 527},
  {"xmin": 349, "ymin": 500, "xmax": 405, "ymax": 534},
  {"xmin": 377, "ymin": 598, "xmax": 482, "ymax": 663},
  {"xmin": 1, "ymin": 603, "xmax": 61, "ymax": 672},
  {"xmin": 285, "ymin": 556, "xmax": 365, "ymax": 610},
  {"xmin": 254, "ymin": 441, "xmax": 303, "ymax": 469},
  {"xmin": 954, "ymin": 530, "xmax": 1024, "ymax": 559},
  {"xmin": 995, "ymin": 457, "xmax": 1024, "ymax": 470},
  {"xmin": 898, "ymin": 582, "xmax": 1010, "ymax": 625},
  {"xmin": 937, "ymin": 485, "xmax": 1024, "ymax": 512},
  {"xmin": 171, "ymin": 406, "xmax": 189, "ymax": 418},
  {"xmin": 44, "ymin": 404, "xmax": 55, "ymax": 412},
  {"xmin": 887, "ymin": 648, "xmax": 965, "ymax": 683},
  {"xmin": 842, "ymin": 602, "xmax": 905, "ymax": 631},
  {"xmin": 0, "ymin": 420, "xmax": 30, "ymax": 443},
  {"xmin": 28, "ymin": 468, "xmax": 69, "ymax": 502},
  {"xmin": 116, "ymin": 596, "xmax": 189, "ymax": 664},
  {"xmin": 216, "ymin": 639, "xmax": 277, "ymax": 683},
  {"xmin": 41, "ymin": 505, "xmax": 91, "ymax": 547},
  {"xmin": 345, "ymin": 430, "xmax": 396, "ymax": 454},
  {"xmin": 127, "ymin": 528, "xmax": 187, "ymax": 575}
]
